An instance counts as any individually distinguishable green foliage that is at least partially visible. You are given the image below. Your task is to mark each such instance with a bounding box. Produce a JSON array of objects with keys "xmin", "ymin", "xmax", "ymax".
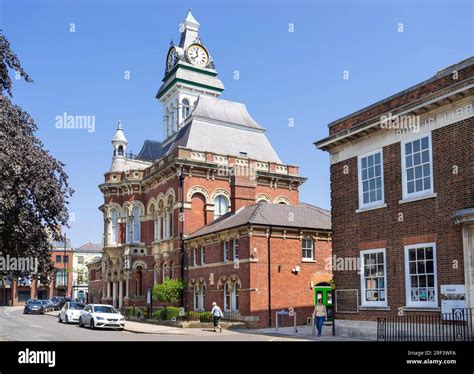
[
  {"xmin": 152, "ymin": 279, "xmax": 185, "ymax": 304},
  {"xmin": 125, "ymin": 306, "xmax": 143, "ymax": 317},
  {"xmin": 159, "ymin": 306, "xmax": 180, "ymax": 320},
  {"xmin": 199, "ymin": 311, "xmax": 213, "ymax": 323},
  {"xmin": 152, "ymin": 308, "xmax": 163, "ymax": 319}
]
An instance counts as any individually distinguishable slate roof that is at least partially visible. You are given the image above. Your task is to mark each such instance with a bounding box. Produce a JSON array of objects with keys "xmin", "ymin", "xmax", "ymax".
[
  {"xmin": 187, "ymin": 202, "xmax": 331, "ymax": 239},
  {"xmin": 75, "ymin": 243, "xmax": 103, "ymax": 253},
  {"xmin": 136, "ymin": 95, "xmax": 282, "ymax": 163}
]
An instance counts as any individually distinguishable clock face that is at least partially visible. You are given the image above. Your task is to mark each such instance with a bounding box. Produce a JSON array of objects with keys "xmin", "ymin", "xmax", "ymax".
[
  {"xmin": 186, "ymin": 44, "xmax": 209, "ymax": 67},
  {"xmin": 166, "ymin": 48, "xmax": 178, "ymax": 70}
]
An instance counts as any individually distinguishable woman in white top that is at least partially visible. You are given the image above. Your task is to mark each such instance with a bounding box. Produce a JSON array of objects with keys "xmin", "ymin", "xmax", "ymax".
[{"xmin": 211, "ymin": 302, "xmax": 223, "ymax": 333}]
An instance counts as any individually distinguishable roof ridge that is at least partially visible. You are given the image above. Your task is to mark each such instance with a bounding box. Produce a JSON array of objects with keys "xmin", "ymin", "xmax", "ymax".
[{"xmin": 248, "ymin": 203, "xmax": 264, "ymax": 223}]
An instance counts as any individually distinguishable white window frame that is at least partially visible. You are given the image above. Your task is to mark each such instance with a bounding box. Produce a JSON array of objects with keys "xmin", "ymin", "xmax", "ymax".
[
  {"xmin": 193, "ymin": 248, "xmax": 197, "ymax": 267},
  {"xmin": 200, "ymin": 246, "xmax": 205, "ymax": 265},
  {"xmin": 110, "ymin": 209, "xmax": 119, "ymax": 244},
  {"xmin": 302, "ymin": 239, "xmax": 314, "ymax": 261},
  {"xmin": 132, "ymin": 206, "xmax": 141, "ymax": 243},
  {"xmin": 404, "ymin": 242, "xmax": 438, "ymax": 308},
  {"xmin": 233, "ymin": 239, "xmax": 239, "ymax": 261},
  {"xmin": 359, "ymin": 248, "xmax": 388, "ymax": 307},
  {"xmin": 223, "ymin": 241, "xmax": 229, "ymax": 262},
  {"xmin": 224, "ymin": 283, "xmax": 231, "ymax": 312},
  {"xmin": 401, "ymin": 132, "xmax": 434, "ymax": 200},
  {"xmin": 214, "ymin": 195, "xmax": 229, "ymax": 220},
  {"xmin": 358, "ymin": 148, "xmax": 385, "ymax": 209}
]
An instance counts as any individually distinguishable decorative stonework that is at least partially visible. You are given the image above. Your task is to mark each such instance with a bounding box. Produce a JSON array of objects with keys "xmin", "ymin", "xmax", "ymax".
[
  {"xmin": 274, "ymin": 196, "xmax": 290, "ymax": 205},
  {"xmin": 186, "ymin": 185, "xmax": 210, "ymax": 203},
  {"xmin": 210, "ymin": 188, "xmax": 231, "ymax": 203},
  {"xmin": 256, "ymin": 193, "xmax": 271, "ymax": 203},
  {"xmin": 235, "ymin": 158, "xmax": 249, "ymax": 167},
  {"xmin": 256, "ymin": 162, "xmax": 269, "ymax": 171},
  {"xmin": 275, "ymin": 165, "xmax": 288, "ymax": 174},
  {"xmin": 191, "ymin": 151, "xmax": 206, "ymax": 161},
  {"xmin": 213, "ymin": 155, "xmax": 228, "ymax": 165}
]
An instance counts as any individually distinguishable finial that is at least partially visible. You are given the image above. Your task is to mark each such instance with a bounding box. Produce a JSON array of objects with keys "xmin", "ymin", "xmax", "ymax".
[
  {"xmin": 117, "ymin": 120, "xmax": 123, "ymax": 130},
  {"xmin": 170, "ymin": 38, "xmax": 174, "ymax": 46}
]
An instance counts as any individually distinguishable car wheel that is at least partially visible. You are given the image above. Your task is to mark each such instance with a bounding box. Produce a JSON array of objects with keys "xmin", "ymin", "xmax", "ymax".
[
  {"xmin": 65, "ymin": 315, "xmax": 69, "ymax": 324},
  {"xmin": 79, "ymin": 317, "xmax": 84, "ymax": 327},
  {"xmin": 90, "ymin": 319, "xmax": 95, "ymax": 330},
  {"xmin": 118, "ymin": 328, "xmax": 124, "ymax": 331},
  {"xmin": 58, "ymin": 314, "xmax": 62, "ymax": 323}
]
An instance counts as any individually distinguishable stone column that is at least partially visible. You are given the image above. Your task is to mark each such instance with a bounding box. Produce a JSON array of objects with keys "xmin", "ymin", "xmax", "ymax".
[
  {"xmin": 125, "ymin": 277, "xmax": 129, "ymax": 299},
  {"xmin": 112, "ymin": 282, "xmax": 117, "ymax": 308},
  {"xmin": 118, "ymin": 280, "xmax": 123, "ymax": 309},
  {"xmin": 107, "ymin": 281, "xmax": 111, "ymax": 299}
]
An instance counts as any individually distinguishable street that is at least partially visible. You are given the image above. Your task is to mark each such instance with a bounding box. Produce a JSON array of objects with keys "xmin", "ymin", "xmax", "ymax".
[{"xmin": 0, "ymin": 307, "xmax": 344, "ymax": 342}]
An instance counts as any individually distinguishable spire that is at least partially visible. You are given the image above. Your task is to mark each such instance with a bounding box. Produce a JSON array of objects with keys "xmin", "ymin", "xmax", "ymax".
[
  {"xmin": 184, "ymin": 9, "xmax": 200, "ymax": 30},
  {"xmin": 112, "ymin": 120, "xmax": 127, "ymax": 145},
  {"xmin": 179, "ymin": 10, "xmax": 200, "ymax": 49}
]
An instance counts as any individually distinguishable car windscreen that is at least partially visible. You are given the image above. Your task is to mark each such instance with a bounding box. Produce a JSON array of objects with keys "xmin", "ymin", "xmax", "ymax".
[
  {"xmin": 31, "ymin": 301, "xmax": 42, "ymax": 306},
  {"xmin": 69, "ymin": 303, "xmax": 85, "ymax": 310},
  {"xmin": 93, "ymin": 306, "xmax": 117, "ymax": 313}
]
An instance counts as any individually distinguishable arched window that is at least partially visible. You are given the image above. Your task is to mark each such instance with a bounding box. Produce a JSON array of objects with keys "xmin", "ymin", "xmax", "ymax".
[
  {"xmin": 193, "ymin": 285, "xmax": 199, "ymax": 311},
  {"xmin": 214, "ymin": 195, "xmax": 229, "ymax": 219},
  {"xmin": 132, "ymin": 206, "xmax": 141, "ymax": 243},
  {"xmin": 232, "ymin": 284, "xmax": 239, "ymax": 311},
  {"xmin": 198, "ymin": 286, "xmax": 205, "ymax": 311},
  {"xmin": 162, "ymin": 262, "xmax": 170, "ymax": 281},
  {"xmin": 111, "ymin": 209, "xmax": 119, "ymax": 244},
  {"xmin": 182, "ymin": 99, "xmax": 190, "ymax": 119},
  {"xmin": 125, "ymin": 210, "xmax": 131, "ymax": 243},
  {"xmin": 117, "ymin": 145, "xmax": 124, "ymax": 156},
  {"xmin": 153, "ymin": 209, "xmax": 159, "ymax": 242},
  {"xmin": 136, "ymin": 266, "xmax": 143, "ymax": 296},
  {"xmin": 224, "ymin": 283, "xmax": 231, "ymax": 312}
]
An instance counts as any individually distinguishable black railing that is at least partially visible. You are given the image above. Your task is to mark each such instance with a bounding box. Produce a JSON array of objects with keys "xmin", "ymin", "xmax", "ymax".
[
  {"xmin": 377, "ymin": 308, "xmax": 474, "ymax": 342},
  {"xmin": 185, "ymin": 309, "xmax": 241, "ymax": 322}
]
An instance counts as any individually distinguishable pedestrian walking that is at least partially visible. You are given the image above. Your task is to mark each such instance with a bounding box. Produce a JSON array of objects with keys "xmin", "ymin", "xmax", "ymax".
[
  {"xmin": 314, "ymin": 298, "xmax": 327, "ymax": 337},
  {"xmin": 211, "ymin": 302, "xmax": 223, "ymax": 333}
]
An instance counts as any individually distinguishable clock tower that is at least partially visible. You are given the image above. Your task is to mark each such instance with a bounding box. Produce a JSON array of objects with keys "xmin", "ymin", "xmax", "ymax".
[{"xmin": 156, "ymin": 10, "xmax": 224, "ymax": 141}]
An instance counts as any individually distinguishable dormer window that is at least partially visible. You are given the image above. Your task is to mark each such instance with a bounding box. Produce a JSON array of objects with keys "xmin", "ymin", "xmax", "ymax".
[
  {"xmin": 239, "ymin": 152, "xmax": 248, "ymax": 158},
  {"xmin": 182, "ymin": 99, "xmax": 190, "ymax": 119}
]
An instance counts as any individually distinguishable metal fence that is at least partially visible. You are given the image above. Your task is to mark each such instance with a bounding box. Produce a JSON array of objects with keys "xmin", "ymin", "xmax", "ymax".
[
  {"xmin": 377, "ymin": 308, "xmax": 474, "ymax": 342},
  {"xmin": 185, "ymin": 309, "xmax": 241, "ymax": 322}
]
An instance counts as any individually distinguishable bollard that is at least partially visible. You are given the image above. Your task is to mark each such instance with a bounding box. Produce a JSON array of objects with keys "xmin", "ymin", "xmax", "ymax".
[{"xmin": 312, "ymin": 314, "xmax": 316, "ymax": 336}]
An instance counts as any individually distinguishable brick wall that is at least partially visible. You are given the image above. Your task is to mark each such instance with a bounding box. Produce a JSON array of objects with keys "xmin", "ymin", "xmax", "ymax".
[{"xmin": 330, "ymin": 118, "xmax": 473, "ymax": 320}]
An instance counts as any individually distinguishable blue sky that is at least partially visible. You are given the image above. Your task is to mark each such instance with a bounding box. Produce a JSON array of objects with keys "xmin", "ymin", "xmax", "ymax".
[{"xmin": 1, "ymin": 0, "xmax": 473, "ymax": 246}]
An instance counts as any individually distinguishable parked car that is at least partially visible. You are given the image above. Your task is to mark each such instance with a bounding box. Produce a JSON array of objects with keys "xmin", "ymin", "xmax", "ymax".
[
  {"xmin": 25, "ymin": 298, "xmax": 37, "ymax": 305},
  {"xmin": 51, "ymin": 296, "xmax": 63, "ymax": 311},
  {"xmin": 41, "ymin": 299, "xmax": 54, "ymax": 312},
  {"xmin": 23, "ymin": 300, "xmax": 45, "ymax": 314},
  {"xmin": 58, "ymin": 302, "xmax": 85, "ymax": 324},
  {"xmin": 58, "ymin": 297, "xmax": 72, "ymax": 310},
  {"xmin": 79, "ymin": 304, "xmax": 125, "ymax": 330}
]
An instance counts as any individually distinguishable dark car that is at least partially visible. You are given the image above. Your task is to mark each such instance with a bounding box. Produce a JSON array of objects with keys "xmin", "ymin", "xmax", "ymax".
[
  {"xmin": 24, "ymin": 300, "xmax": 45, "ymax": 314},
  {"xmin": 41, "ymin": 299, "xmax": 54, "ymax": 312},
  {"xmin": 26, "ymin": 298, "xmax": 37, "ymax": 305},
  {"xmin": 58, "ymin": 297, "xmax": 72, "ymax": 309},
  {"xmin": 51, "ymin": 296, "xmax": 63, "ymax": 311}
]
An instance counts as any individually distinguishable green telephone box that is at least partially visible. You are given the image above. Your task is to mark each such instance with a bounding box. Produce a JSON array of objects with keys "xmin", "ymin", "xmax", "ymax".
[{"xmin": 314, "ymin": 283, "xmax": 334, "ymax": 321}]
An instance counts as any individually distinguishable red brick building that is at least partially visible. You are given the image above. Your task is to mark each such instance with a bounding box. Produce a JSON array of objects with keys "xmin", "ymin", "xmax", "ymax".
[
  {"xmin": 184, "ymin": 202, "xmax": 331, "ymax": 327},
  {"xmin": 93, "ymin": 11, "xmax": 332, "ymax": 325},
  {"xmin": 315, "ymin": 57, "xmax": 473, "ymax": 324},
  {"xmin": 0, "ymin": 238, "xmax": 74, "ymax": 306}
]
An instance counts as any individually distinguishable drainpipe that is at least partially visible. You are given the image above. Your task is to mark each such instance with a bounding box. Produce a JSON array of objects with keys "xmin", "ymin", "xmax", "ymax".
[{"xmin": 267, "ymin": 226, "xmax": 273, "ymax": 328}]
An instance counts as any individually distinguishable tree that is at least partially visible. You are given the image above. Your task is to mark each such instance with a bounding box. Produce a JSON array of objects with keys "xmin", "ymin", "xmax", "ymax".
[
  {"xmin": 152, "ymin": 279, "xmax": 185, "ymax": 304},
  {"xmin": 0, "ymin": 32, "xmax": 74, "ymax": 283}
]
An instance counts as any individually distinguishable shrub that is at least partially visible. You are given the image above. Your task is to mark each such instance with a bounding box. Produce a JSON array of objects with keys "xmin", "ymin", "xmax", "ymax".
[
  {"xmin": 152, "ymin": 309, "xmax": 163, "ymax": 319},
  {"xmin": 152, "ymin": 279, "xmax": 185, "ymax": 304},
  {"xmin": 199, "ymin": 312, "xmax": 213, "ymax": 323},
  {"xmin": 159, "ymin": 306, "xmax": 180, "ymax": 320},
  {"xmin": 125, "ymin": 306, "xmax": 143, "ymax": 318}
]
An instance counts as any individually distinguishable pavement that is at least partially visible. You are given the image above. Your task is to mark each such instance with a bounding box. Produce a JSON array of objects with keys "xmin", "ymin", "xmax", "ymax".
[{"xmin": 0, "ymin": 306, "xmax": 362, "ymax": 341}]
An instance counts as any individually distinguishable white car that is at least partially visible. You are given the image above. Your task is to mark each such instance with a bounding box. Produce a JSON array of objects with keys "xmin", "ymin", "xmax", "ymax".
[
  {"xmin": 58, "ymin": 301, "xmax": 86, "ymax": 324},
  {"xmin": 79, "ymin": 304, "xmax": 125, "ymax": 330}
]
